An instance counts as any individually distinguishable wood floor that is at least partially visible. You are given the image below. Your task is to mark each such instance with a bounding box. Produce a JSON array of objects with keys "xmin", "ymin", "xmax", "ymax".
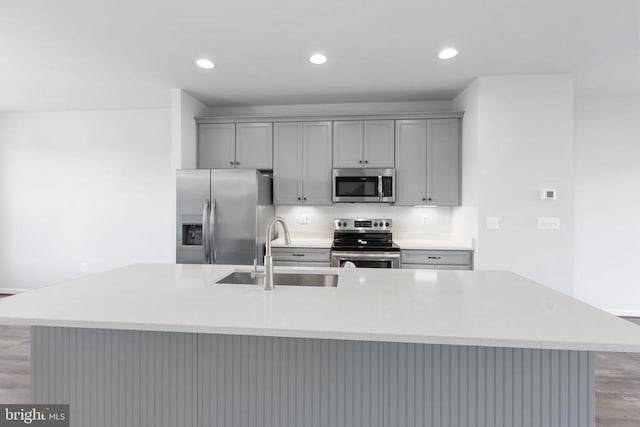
[{"xmin": 0, "ymin": 293, "xmax": 638, "ymax": 426}]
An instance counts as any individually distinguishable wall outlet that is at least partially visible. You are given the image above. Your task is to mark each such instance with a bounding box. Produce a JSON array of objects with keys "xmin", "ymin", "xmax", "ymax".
[
  {"xmin": 537, "ymin": 217, "xmax": 560, "ymax": 230},
  {"xmin": 80, "ymin": 262, "xmax": 88, "ymax": 273},
  {"xmin": 299, "ymin": 216, "xmax": 309, "ymax": 225},
  {"xmin": 486, "ymin": 217, "xmax": 500, "ymax": 230},
  {"xmin": 422, "ymin": 216, "xmax": 428, "ymax": 225}
]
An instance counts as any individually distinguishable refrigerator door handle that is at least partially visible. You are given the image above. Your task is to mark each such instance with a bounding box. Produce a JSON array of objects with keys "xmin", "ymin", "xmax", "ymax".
[
  {"xmin": 202, "ymin": 199, "xmax": 211, "ymax": 263},
  {"xmin": 210, "ymin": 199, "xmax": 217, "ymax": 263}
]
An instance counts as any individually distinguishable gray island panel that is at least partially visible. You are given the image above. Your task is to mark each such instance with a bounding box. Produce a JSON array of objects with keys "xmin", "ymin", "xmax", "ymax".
[{"xmin": 33, "ymin": 326, "xmax": 594, "ymax": 427}]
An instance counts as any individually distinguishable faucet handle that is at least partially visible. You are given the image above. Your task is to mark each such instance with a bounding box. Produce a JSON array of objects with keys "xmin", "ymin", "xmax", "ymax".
[
  {"xmin": 251, "ymin": 258, "xmax": 258, "ymax": 278},
  {"xmin": 251, "ymin": 258, "xmax": 264, "ymax": 279}
]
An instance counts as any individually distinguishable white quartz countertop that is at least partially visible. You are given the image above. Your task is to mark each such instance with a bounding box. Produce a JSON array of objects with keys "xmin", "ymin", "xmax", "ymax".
[
  {"xmin": 393, "ymin": 239, "xmax": 474, "ymax": 250},
  {"xmin": 1, "ymin": 264, "xmax": 639, "ymax": 352},
  {"xmin": 270, "ymin": 237, "xmax": 473, "ymax": 250}
]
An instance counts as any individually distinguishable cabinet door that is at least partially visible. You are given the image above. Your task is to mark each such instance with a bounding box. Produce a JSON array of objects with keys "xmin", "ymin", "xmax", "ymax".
[
  {"xmin": 303, "ymin": 122, "xmax": 333, "ymax": 205},
  {"xmin": 364, "ymin": 120, "xmax": 395, "ymax": 168},
  {"xmin": 197, "ymin": 123, "xmax": 236, "ymax": 169},
  {"xmin": 394, "ymin": 120, "xmax": 427, "ymax": 205},
  {"xmin": 235, "ymin": 122, "xmax": 273, "ymax": 169},
  {"xmin": 273, "ymin": 123, "xmax": 303, "ymax": 205},
  {"xmin": 332, "ymin": 121, "xmax": 363, "ymax": 167},
  {"xmin": 427, "ymin": 119, "xmax": 460, "ymax": 206}
]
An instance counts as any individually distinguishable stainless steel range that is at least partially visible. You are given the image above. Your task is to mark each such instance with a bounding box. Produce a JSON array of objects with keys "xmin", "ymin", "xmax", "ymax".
[{"xmin": 330, "ymin": 218, "xmax": 401, "ymax": 268}]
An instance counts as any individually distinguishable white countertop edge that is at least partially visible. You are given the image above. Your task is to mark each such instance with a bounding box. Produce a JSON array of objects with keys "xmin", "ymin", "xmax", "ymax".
[{"xmin": 8, "ymin": 317, "xmax": 639, "ymax": 353}]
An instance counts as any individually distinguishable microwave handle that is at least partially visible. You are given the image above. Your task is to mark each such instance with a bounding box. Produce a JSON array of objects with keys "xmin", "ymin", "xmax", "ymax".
[{"xmin": 378, "ymin": 176, "xmax": 383, "ymax": 201}]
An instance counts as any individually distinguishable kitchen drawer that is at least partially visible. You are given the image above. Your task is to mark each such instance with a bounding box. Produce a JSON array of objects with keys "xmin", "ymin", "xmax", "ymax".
[
  {"xmin": 401, "ymin": 250, "xmax": 472, "ymax": 266},
  {"xmin": 271, "ymin": 247, "xmax": 331, "ymax": 262},
  {"xmin": 401, "ymin": 263, "xmax": 473, "ymax": 271}
]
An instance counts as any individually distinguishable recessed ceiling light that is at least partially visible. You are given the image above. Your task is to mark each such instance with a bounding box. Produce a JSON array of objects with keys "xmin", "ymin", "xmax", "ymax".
[
  {"xmin": 309, "ymin": 53, "xmax": 327, "ymax": 65},
  {"xmin": 438, "ymin": 48, "xmax": 458, "ymax": 60},
  {"xmin": 195, "ymin": 58, "xmax": 215, "ymax": 69}
]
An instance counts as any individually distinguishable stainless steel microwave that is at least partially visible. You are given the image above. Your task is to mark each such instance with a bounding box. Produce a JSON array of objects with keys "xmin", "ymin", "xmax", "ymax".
[{"xmin": 332, "ymin": 168, "xmax": 395, "ymax": 203}]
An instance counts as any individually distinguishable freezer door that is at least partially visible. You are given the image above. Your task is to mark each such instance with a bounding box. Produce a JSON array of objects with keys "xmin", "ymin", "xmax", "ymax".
[
  {"xmin": 210, "ymin": 169, "xmax": 260, "ymax": 265},
  {"xmin": 176, "ymin": 169, "xmax": 211, "ymax": 264}
]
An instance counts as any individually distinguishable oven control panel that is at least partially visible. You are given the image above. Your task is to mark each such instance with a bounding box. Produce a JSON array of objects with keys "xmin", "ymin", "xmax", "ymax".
[{"xmin": 334, "ymin": 218, "xmax": 392, "ymax": 231}]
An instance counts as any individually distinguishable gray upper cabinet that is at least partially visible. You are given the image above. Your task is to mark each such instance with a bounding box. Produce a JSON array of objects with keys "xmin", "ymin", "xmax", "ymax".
[
  {"xmin": 198, "ymin": 122, "xmax": 273, "ymax": 169},
  {"xmin": 333, "ymin": 120, "xmax": 394, "ymax": 168},
  {"xmin": 395, "ymin": 119, "xmax": 461, "ymax": 206},
  {"xmin": 274, "ymin": 122, "xmax": 333, "ymax": 205},
  {"xmin": 363, "ymin": 120, "xmax": 395, "ymax": 167},
  {"xmin": 332, "ymin": 121, "xmax": 363, "ymax": 167},
  {"xmin": 197, "ymin": 123, "xmax": 236, "ymax": 169},
  {"xmin": 303, "ymin": 122, "xmax": 333, "ymax": 205},
  {"xmin": 273, "ymin": 123, "xmax": 303, "ymax": 205},
  {"xmin": 427, "ymin": 119, "xmax": 460, "ymax": 206},
  {"xmin": 235, "ymin": 122, "xmax": 273, "ymax": 169},
  {"xmin": 395, "ymin": 120, "xmax": 427, "ymax": 205}
]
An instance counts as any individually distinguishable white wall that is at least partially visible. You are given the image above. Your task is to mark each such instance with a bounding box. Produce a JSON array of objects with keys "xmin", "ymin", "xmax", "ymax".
[
  {"xmin": 451, "ymin": 80, "xmax": 480, "ymax": 243},
  {"xmin": 454, "ymin": 75, "xmax": 575, "ymax": 295},
  {"xmin": 0, "ymin": 109, "xmax": 172, "ymax": 291},
  {"xmin": 573, "ymin": 96, "xmax": 640, "ymax": 315},
  {"xmin": 170, "ymin": 89, "xmax": 208, "ymax": 170}
]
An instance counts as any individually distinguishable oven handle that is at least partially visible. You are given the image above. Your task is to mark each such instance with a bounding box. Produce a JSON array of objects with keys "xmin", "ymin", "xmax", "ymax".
[{"xmin": 330, "ymin": 251, "xmax": 401, "ymax": 268}]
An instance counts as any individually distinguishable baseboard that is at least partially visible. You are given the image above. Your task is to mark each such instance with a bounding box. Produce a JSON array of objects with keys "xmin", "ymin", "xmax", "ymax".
[
  {"xmin": 0, "ymin": 288, "xmax": 30, "ymax": 294},
  {"xmin": 605, "ymin": 309, "xmax": 640, "ymax": 318}
]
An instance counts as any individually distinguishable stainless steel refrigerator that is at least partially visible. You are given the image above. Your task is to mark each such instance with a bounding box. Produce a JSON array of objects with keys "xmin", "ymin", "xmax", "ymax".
[{"xmin": 176, "ymin": 169, "xmax": 274, "ymax": 265}]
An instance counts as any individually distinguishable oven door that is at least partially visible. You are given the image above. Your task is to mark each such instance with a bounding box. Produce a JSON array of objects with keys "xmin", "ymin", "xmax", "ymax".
[{"xmin": 330, "ymin": 251, "xmax": 401, "ymax": 268}]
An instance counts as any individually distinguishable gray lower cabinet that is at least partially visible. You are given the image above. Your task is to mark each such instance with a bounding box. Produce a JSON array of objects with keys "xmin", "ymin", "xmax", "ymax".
[
  {"xmin": 273, "ymin": 122, "xmax": 333, "ymax": 205},
  {"xmin": 401, "ymin": 249, "xmax": 473, "ymax": 270},
  {"xmin": 395, "ymin": 119, "xmax": 461, "ymax": 206},
  {"xmin": 333, "ymin": 120, "xmax": 394, "ymax": 168},
  {"xmin": 271, "ymin": 247, "xmax": 331, "ymax": 267},
  {"xmin": 198, "ymin": 122, "xmax": 273, "ymax": 169}
]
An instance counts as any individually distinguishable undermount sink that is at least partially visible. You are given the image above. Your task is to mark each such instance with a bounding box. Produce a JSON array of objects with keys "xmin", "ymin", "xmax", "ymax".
[{"xmin": 215, "ymin": 271, "xmax": 338, "ymax": 287}]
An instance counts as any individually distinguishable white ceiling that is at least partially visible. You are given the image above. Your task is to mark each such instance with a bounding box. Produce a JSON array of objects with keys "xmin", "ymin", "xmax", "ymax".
[{"xmin": 1, "ymin": 0, "xmax": 639, "ymax": 112}]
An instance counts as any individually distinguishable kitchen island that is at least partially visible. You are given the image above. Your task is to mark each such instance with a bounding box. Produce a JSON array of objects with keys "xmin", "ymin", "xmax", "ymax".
[{"xmin": 1, "ymin": 264, "xmax": 639, "ymax": 427}]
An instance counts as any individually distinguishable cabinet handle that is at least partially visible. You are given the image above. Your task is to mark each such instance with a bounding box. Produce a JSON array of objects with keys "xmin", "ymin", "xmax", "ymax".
[
  {"xmin": 428, "ymin": 197, "xmax": 432, "ymax": 201},
  {"xmin": 292, "ymin": 254, "xmax": 305, "ymax": 257},
  {"xmin": 422, "ymin": 197, "xmax": 426, "ymax": 201},
  {"xmin": 229, "ymin": 161, "xmax": 234, "ymax": 165},
  {"xmin": 297, "ymin": 197, "xmax": 301, "ymax": 201},
  {"xmin": 364, "ymin": 160, "xmax": 369, "ymax": 164},
  {"xmin": 359, "ymin": 160, "xmax": 363, "ymax": 164},
  {"xmin": 235, "ymin": 161, "xmax": 240, "ymax": 166},
  {"xmin": 303, "ymin": 197, "xmax": 307, "ymax": 201},
  {"xmin": 427, "ymin": 256, "xmax": 442, "ymax": 260}
]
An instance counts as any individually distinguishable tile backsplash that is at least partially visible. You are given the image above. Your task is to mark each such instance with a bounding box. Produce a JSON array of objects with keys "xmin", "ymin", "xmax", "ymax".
[{"xmin": 275, "ymin": 205, "xmax": 456, "ymax": 239}]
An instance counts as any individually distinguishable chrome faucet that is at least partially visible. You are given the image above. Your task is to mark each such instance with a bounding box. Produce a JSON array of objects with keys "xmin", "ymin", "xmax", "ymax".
[{"xmin": 251, "ymin": 216, "xmax": 292, "ymax": 290}]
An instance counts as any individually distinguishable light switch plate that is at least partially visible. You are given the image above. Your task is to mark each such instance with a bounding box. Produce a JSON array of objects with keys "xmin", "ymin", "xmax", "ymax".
[
  {"xmin": 486, "ymin": 217, "xmax": 500, "ymax": 230},
  {"xmin": 537, "ymin": 217, "xmax": 560, "ymax": 230},
  {"xmin": 299, "ymin": 216, "xmax": 309, "ymax": 225}
]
